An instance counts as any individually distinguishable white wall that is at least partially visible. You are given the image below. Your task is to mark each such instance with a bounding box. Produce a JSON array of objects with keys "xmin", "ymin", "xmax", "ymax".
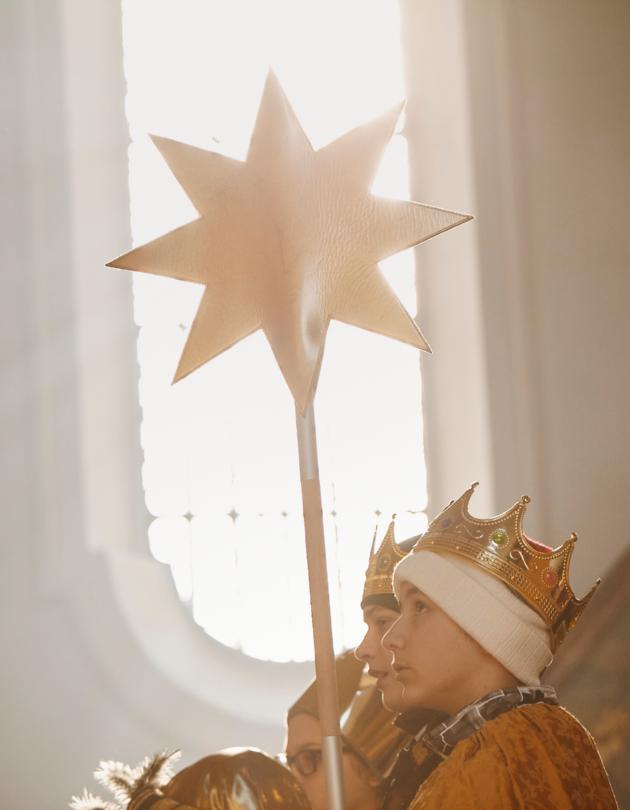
[
  {"xmin": 1, "ymin": 3, "xmax": 156, "ymax": 804},
  {"xmin": 401, "ymin": 0, "xmax": 630, "ymax": 594},
  {"xmin": 1, "ymin": 3, "xmax": 299, "ymax": 807}
]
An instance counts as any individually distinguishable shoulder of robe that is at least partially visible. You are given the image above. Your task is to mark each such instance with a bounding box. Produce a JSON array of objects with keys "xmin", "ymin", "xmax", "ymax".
[{"xmin": 407, "ymin": 703, "xmax": 618, "ymax": 810}]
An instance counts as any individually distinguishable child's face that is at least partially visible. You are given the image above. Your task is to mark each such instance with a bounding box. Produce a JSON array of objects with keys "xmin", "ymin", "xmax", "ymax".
[
  {"xmin": 284, "ymin": 714, "xmax": 381, "ymax": 810},
  {"xmin": 382, "ymin": 581, "xmax": 499, "ymax": 715},
  {"xmin": 355, "ymin": 604, "xmax": 406, "ymax": 713}
]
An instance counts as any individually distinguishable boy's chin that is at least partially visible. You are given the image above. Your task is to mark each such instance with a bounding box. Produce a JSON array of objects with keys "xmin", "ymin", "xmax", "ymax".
[
  {"xmin": 380, "ymin": 683, "xmax": 407, "ymax": 715},
  {"xmin": 396, "ymin": 687, "xmax": 436, "ymax": 715}
]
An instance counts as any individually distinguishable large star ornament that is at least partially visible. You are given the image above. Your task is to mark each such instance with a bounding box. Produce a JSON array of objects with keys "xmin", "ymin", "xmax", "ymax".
[{"xmin": 108, "ymin": 72, "xmax": 471, "ymax": 411}]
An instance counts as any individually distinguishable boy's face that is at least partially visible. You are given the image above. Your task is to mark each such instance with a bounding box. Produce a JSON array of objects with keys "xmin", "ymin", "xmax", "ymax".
[
  {"xmin": 383, "ymin": 581, "xmax": 496, "ymax": 715},
  {"xmin": 355, "ymin": 604, "xmax": 406, "ymax": 713}
]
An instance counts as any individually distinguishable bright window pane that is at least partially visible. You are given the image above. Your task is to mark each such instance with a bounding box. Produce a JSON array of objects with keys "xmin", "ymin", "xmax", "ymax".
[{"xmin": 122, "ymin": 0, "xmax": 428, "ymax": 661}]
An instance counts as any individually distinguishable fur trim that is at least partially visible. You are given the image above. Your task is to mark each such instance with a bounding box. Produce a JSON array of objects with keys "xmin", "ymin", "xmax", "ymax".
[
  {"xmin": 76, "ymin": 751, "xmax": 181, "ymax": 810},
  {"xmin": 73, "ymin": 751, "xmax": 180, "ymax": 810},
  {"xmin": 132, "ymin": 750, "xmax": 181, "ymax": 793},
  {"xmin": 94, "ymin": 761, "xmax": 137, "ymax": 803},
  {"xmin": 69, "ymin": 788, "xmax": 120, "ymax": 810}
]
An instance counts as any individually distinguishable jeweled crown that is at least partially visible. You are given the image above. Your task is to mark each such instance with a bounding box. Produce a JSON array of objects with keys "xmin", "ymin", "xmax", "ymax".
[
  {"xmin": 363, "ymin": 518, "xmax": 410, "ymax": 601},
  {"xmin": 413, "ymin": 483, "xmax": 600, "ymax": 649}
]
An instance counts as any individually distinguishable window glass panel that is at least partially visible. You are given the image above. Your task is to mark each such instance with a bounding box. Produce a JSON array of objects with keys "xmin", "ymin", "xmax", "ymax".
[{"xmin": 122, "ymin": 0, "xmax": 428, "ymax": 661}]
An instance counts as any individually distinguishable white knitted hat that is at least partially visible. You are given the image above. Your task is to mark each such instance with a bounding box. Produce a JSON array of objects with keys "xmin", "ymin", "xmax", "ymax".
[{"xmin": 393, "ymin": 550, "xmax": 553, "ymax": 685}]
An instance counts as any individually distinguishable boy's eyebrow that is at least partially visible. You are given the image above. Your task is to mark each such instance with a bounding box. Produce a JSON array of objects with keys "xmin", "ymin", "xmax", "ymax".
[{"xmin": 402, "ymin": 586, "xmax": 434, "ymax": 610}]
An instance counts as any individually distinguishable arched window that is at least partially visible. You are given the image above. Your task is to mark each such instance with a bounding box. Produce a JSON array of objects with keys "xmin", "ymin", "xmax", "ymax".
[{"xmin": 122, "ymin": 0, "xmax": 428, "ymax": 663}]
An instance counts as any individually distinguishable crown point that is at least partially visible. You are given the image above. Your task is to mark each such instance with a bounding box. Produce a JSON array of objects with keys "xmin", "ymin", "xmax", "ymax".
[
  {"xmin": 391, "ymin": 513, "xmax": 397, "ymax": 521},
  {"xmin": 570, "ymin": 532, "xmax": 578, "ymax": 543},
  {"xmin": 363, "ymin": 519, "xmax": 407, "ymax": 601},
  {"xmin": 471, "ymin": 481, "xmax": 480, "ymax": 489},
  {"xmin": 521, "ymin": 495, "xmax": 531, "ymax": 504}
]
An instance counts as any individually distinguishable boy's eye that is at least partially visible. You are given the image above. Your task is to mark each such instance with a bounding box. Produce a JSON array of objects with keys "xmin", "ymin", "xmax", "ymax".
[{"xmin": 414, "ymin": 600, "xmax": 427, "ymax": 614}]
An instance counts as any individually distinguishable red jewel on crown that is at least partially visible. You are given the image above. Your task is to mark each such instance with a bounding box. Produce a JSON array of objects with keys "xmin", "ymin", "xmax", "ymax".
[{"xmin": 542, "ymin": 569, "xmax": 559, "ymax": 588}]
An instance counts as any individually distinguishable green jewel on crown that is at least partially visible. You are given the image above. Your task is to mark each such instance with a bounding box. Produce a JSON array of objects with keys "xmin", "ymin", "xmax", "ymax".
[{"xmin": 490, "ymin": 528, "xmax": 508, "ymax": 547}]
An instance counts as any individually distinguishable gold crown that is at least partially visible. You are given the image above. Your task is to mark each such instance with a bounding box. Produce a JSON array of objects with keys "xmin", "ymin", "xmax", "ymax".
[
  {"xmin": 342, "ymin": 682, "xmax": 407, "ymax": 778},
  {"xmin": 414, "ymin": 483, "xmax": 600, "ymax": 649},
  {"xmin": 363, "ymin": 518, "xmax": 408, "ymax": 601}
]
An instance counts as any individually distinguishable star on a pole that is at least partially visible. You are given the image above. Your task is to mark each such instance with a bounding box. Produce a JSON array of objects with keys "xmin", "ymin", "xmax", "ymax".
[{"xmin": 108, "ymin": 72, "xmax": 471, "ymax": 411}]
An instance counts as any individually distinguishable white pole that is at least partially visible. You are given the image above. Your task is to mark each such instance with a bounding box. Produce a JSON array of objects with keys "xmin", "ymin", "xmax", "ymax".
[{"xmin": 295, "ymin": 400, "xmax": 345, "ymax": 810}]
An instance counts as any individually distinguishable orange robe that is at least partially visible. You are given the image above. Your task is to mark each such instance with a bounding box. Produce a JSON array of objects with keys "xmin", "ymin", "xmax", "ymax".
[{"xmin": 409, "ymin": 703, "xmax": 617, "ymax": 809}]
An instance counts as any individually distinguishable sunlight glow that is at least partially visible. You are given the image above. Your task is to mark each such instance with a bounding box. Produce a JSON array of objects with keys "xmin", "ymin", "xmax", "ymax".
[{"xmin": 122, "ymin": 0, "xmax": 428, "ymax": 661}]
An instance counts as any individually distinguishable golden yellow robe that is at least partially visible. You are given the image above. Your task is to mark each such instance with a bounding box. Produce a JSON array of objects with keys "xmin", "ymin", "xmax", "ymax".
[{"xmin": 409, "ymin": 703, "xmax": 617, "ymax": 809}]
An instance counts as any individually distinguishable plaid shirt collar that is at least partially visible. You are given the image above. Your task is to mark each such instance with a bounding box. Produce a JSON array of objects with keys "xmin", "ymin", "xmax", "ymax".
[{"xmin": 419, "ymin": 685, "xmax": 559, "ymax": 758}]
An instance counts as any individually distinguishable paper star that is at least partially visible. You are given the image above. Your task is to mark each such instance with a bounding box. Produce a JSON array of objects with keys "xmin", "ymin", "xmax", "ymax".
[{"xmin": 108, "ymin": 72, "xmax": 471, "ymax": 410}]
